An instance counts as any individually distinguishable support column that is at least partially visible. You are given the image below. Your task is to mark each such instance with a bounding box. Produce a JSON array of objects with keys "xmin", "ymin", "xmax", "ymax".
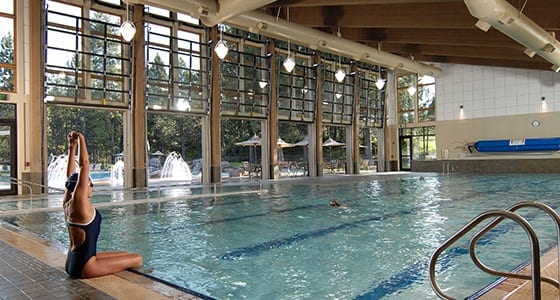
[
  {"xmin": 351, "ymin": 63, "xmax": 360, "ymax": 174},
  {"xmin": 131, "ymin": 4, "xmax": 147, "ymax": 187},
  {"xmin": 267, "ymin": 41, "xmax": 279, "ymax": 179},
  {"xmin": 209, "ymin": 27, "xmax": 222, "ymax": 183},
  {"xmin": 22, "ymin": 0, "xmax": 44, "ymax": 194},
  {"xmin": 313, "ymin": 52, "xmax": 323, "ymax": 177}
]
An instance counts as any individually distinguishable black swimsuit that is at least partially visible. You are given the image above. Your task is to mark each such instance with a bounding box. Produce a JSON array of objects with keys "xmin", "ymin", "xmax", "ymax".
[{"xmin": 65, "ymin": 209, "xmax": 102, "ymax": 278}]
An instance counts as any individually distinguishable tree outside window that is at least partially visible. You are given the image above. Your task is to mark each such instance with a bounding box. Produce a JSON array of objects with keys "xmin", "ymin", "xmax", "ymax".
[
  {"xmin": 0, "ymin": 0, "xmax": 15, "ymax": 93},
  {"xmin": 397, "ymin": 73, "xmax": 436, "ymax": 124}
]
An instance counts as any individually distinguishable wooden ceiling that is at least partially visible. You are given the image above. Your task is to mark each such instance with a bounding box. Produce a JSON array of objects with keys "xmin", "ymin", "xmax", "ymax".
[{"xmin": 264, "ymin": 0, "xmax": 560, "ymax": 71}]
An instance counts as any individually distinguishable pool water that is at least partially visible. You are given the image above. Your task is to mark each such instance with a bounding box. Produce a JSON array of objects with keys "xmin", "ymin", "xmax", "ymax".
[{"xmin": 2, "ymin": 173, "xmax": 560, "ymax": 299}]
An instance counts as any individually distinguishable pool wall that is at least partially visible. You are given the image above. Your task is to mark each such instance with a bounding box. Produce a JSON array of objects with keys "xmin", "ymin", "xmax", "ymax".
[{"xmin": 412, "ymin": 158, "xmax": 560, "ymax": 173}]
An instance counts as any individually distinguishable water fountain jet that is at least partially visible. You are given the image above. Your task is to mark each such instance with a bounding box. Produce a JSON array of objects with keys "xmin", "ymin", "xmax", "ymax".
[{"xmin": 160, "ymin": 152, "xmax": 192, "ymax": 182}]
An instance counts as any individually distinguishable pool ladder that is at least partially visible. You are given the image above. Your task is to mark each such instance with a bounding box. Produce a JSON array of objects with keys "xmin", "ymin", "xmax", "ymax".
[{"xmin": 429, "ymin": 201, "xmax": 560, "ymax": 299}]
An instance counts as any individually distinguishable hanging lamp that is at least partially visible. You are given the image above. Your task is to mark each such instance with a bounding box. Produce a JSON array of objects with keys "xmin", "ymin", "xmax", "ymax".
[
  {"xmin": 214, "ymin": 24, "xmax": 229, "ymax": 59},
  {"xmin": 407, "ymin": 86, "xmax": 417, "ymax": 96},
  {"xmin": 374, "ymin": 43, "xmax": 385, "ymax": 89},
  {"xmin": 334, "ymin": 28, "xmax": 345, "ymax": 82},
  {"xmin": 375, "ymin": 67, "xmax": 385, "ymax": 90},
  {"xmin": 120, "ymin": 1, "xmax": 136, "ymax": 42},
  {"xmin": 282, "ymin": 7, "xmax": 295, "ymax": 72}
]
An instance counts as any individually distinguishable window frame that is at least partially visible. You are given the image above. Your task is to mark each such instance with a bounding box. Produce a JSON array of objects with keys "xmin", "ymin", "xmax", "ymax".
[
  {"xmin": 44, "ymin": 0, "xmax": 133, "ymax": 108},
  {"xmin": 0, "ymin": 0, "xmax": 16, "ymax": 93},
  {"xmin": 144, "ymin": 10, "xmax": 210, "ymax": 115},
  {"xmin": 396, "ymin": 73, "xmax": 436, "ymax": 124}
]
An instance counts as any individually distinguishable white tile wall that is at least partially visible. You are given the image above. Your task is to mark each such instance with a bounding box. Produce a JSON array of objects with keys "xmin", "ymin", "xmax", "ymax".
[{"xmin": 436, "ymin": 63, "xmax": 560, "ymax": 121}]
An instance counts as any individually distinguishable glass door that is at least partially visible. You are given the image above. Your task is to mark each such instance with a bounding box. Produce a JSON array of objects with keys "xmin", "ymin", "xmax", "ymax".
[
  {"xmin": 0, "ymin": 103, "xmax": 17, "ymax": 195},
  {"xmin": 399, "ymin": 135, "xmax": 412, "ymax": 171},
  {"xmin": 0, "ymin": 124, "xmax": 16, "ymax": 195}
]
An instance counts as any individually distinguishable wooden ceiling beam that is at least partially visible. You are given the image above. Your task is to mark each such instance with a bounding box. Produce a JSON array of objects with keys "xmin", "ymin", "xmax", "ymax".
[
  {"xmin": 334, "ymin": 28, "xmax": 521, "ymax": 48},
  {"xmin": 286, "ymin": 3, "xmax": 476, "ymax": 29},
  {"xmin": 378, "ymin": 43, "xmax": 540, "ymax": 62},
  {"xmin": 271, "ymin": 0, "xmax": 462, "ymax": 7},
  {"xmin": 280, "ymin": 1, "xmax": 560, "ymax": 30},
  {"xmin": 411, "ymin": 54, "xmax": 553, "ymax": 71},
  {"xmin": 263, "ymin": 0, "xmax": 560, "ymax": 70}
]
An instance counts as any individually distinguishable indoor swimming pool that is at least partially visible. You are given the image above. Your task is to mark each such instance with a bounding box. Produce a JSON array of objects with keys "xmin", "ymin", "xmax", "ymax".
[{"xmin": 1, "ymin": 173, "xmax": 559, "ymax": 299}]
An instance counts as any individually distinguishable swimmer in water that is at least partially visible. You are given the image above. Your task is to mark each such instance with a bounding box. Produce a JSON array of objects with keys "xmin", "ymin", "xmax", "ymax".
[{"xmin": 329, "ymin": 198, "xmax": 349, "ymax": 208}]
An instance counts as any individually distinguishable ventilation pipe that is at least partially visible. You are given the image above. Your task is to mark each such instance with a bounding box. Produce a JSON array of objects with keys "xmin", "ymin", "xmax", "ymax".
[
  {"xmin": 201, "ymin": 0, "xmax": 277, "ymax": 26},
  {"xmin": 464, "ymin": 0, "xmax": 560, "ymax": 72},
  {"xmin": 143, "ymin": 0, "xmax": 443, "ymax": 76}
]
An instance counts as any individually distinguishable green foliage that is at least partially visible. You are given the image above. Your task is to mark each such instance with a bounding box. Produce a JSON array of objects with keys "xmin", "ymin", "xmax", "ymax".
[
  {"xmin": 0, "ymin": 32, "xmax": 14, "ymax": 92},
  {"xmin": 0, "ymin": 32, "xmax": 14, "ymax": 64},
  {"xmin": 221, "ymin": 119, "xmax": 260, "ymax": 162},
  {"xmin": 0, "ymin": 104, "xmax": 14, "ymax": 163},
  {"xmin": 147, "ymin": 113, "xmax": 202, "ymax": 161},
  {"xmin": 47, "ymin": 107, "xmax": 123, "ymax": 168}
]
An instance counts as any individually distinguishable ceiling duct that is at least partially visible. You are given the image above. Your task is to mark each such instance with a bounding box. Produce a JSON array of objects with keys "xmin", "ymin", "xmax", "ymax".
[
  {"xmin": 200, "ymin": 0, "xmax": 277, "ymax": 27},
  {"xmin": 143, "ymin": 0, "xmax": 443, "ymax": 76},
  {"xmin": 464, "ymin": 0, "xmax": 560, "ymax": 72}
]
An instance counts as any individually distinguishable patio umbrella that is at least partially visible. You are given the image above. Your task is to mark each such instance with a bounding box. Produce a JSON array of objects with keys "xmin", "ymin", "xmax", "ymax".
[
  {"xmin": 277, "ymin": 137, "xmax": 294, "ymax": 162},
  {"xmin": 277, "ymin": 137, "xmax": 294, "ymax": 148},
  {"xmin": 235, "ymin": 134, "xmax": 261, "ymax": 163},
  {"xmin": 294, "ymin": 136, "xmax": 310, "ymax": 161},
  {"xmin": 323, "ymin": 137, "xmax": 345, "ymax": 161},
  {"xmin": 151, "ymin": 150, "xmax": 165, "ymax": 156},
  {"xmin": 294, "ymin": 136, "xmax": 309, "ymax": 147},
  {"xmin": 235, "ymin": 134, "xmax": 261, "ymax": 147}
]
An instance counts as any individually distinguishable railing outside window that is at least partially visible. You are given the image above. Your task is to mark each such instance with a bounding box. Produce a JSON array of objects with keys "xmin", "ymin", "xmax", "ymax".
[
  {"xmin": 44, "ymin": 2, "xmax": 132, "ymax": 107},
  {"xmin": 359, "ymin": 70, "xmax": 384, "ymax": 128},
  {"xmin": 277, "ymin": 46, "xmax": 316, "ymax": 122},
  {"xmin": 322, "ymin": 56, "xmax": 354, "ymax": 125},
  {"xmin": 220, "ymin": 36, "xmax": 269, "ymax": 118},
  {"xmin": 145, "ymin": 18, "xmax": 210, "ymax": 115}
]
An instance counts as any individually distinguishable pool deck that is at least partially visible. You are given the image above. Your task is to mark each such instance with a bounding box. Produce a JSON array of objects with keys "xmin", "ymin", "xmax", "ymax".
[
  {"xmin": 0, "ymin": 222, "xmax": 202, "ymax": 299},
  {"xmin": 479, "ymin": 246, "xmax": 560, "ymax": 300}
]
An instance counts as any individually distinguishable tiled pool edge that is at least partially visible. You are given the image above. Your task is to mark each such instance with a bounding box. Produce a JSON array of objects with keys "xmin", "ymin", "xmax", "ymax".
[{"xmin": 0, "ymin": 222, "xmax": 202, "ymax": 300}]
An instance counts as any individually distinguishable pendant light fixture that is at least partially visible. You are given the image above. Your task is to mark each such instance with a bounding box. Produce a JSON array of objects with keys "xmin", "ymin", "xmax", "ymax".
[
  {"xmin": 334, "ymin": 28, "xmax": 345, "ymax": 82},
  {"xmin": 283, "ymin": 7, "xmax": 295, "ymax": 72},
  {"xmin": 214, "ymin": 24, "xmax": 229, "ymax": 59},
  {"xmin": 375, "ymin": 67, "xmax": 385, "ymax": 90},
  {"xmin": 283, "ymin": 42, "xmax": 295, "ymax": 72},
  {"xmin": 120, "ymin": 1, "xmax": 136, "ymax": 42},
  {"xmin": 374, "ymin": 43, "xmax": 385, "ymax": 90},
  {"xmin": 407, "ymin": 86, "xmax": 417, "ymax": 96},
  {"xmin": 334, "ymin": 66, "xmax": 346, "ymax": 82}
]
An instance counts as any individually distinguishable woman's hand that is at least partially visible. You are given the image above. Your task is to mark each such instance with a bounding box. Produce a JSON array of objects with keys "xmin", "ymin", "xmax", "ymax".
[{"xmin": 68, "ymin": 131, "xmax": 81, "ymax": 147}]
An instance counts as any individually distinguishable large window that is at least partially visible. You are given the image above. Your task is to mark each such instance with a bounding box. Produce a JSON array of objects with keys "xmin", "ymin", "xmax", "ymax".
[
  {"xmin": 322, "ymin": 55, "xmax": 353, "ymax": 125},
  {"xmin": 220, "ymin": 28, "xmax": 268, "ymax": 118},
  {"xmin": 358, "ymin": 69, "xmax": 384, "ymax": 128},
  {"xmin": 0, "ymin": 0, "xmax": 15, "ymax": 93},
  {"xmin": 44, "ymin": 1, "xmax": 132, "ymax": 107},
  {"xmin": 277, "ymin": 44, "xmax": 316, "ymax": 122},
  {"xmin": 47, "ymin": 106, "xmax": 125, "ymax": 189},
  {"xmin": 397, "ymin": 73, "xmax": 436, "ymax": 124},
  {"xmin": 145, "ymin": 8, "xmax": 209, "ymax": 114}
]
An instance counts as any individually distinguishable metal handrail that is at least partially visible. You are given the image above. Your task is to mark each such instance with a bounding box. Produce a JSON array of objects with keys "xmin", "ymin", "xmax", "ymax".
[
  {"xmin": 469, "ymin": 201, "xmax": 560, "ymax": 290},
  {"xmin": 10, "ymin": 177, "xmax": 33, "ymax": 195},
  {"xmin": 10, "ymin": 177, "xmax": 65, "ymax": 193},
  {"xmin": 429, "ymin": 209, "xmax": 542, "ymax": 299}
]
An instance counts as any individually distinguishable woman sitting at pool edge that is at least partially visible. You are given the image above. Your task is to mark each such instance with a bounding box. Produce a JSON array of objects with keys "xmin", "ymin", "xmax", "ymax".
[{"xmin": 63, "ymin": 130, "xmax": 143, "ymax": 278}]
